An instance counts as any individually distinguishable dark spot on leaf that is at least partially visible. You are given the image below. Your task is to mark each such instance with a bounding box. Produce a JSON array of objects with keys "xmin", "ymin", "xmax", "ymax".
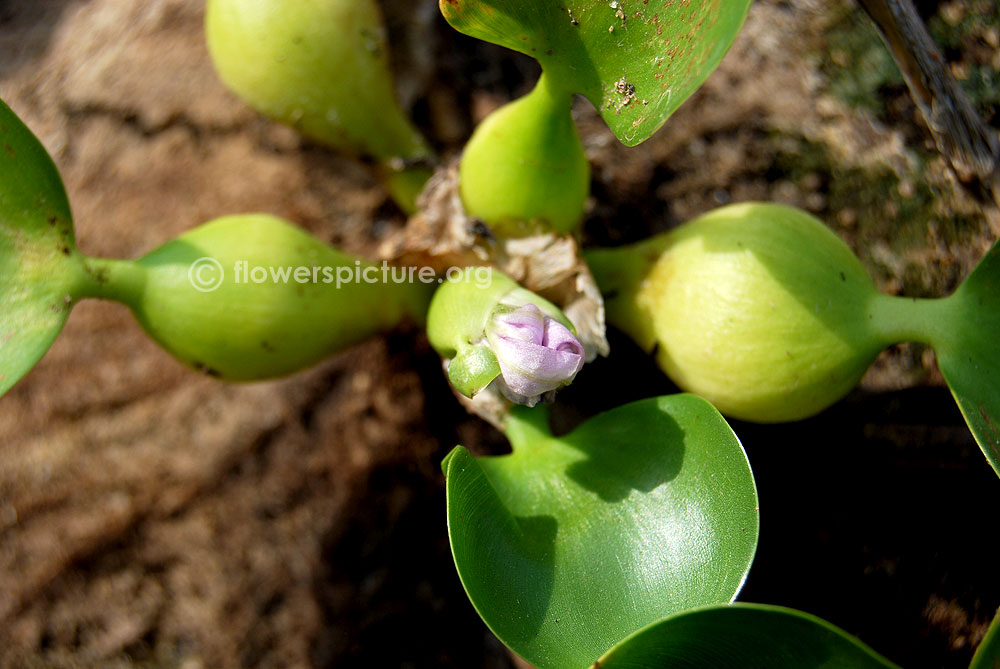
[
  {"xmin": 261, "ymin": 340, "xmax": 276, "ymax": 353},
  {"xmin": 840, "ymin": 271, "xmax": 846, "ymax": 281},
  {"xmin": 976, "ymin": 405, "xmax": 1000, "ymax": 463},
  {"xmin": 4, "ymin": 144, "xmax": 13, "ymax": 157},
  {"xmin": 87, "ymin": 264, "xmax": 109, "ymax": 285},
  {"xmin": 61, "ymin": 245, "xmax": 71, "ymax": 256},
  {"xmin": 978, "ymin": 406, "xmax": 999, "ymax": 436},
  {"xmin": 546, "ymin": 48, "xmax": 553, "ymax": 56}
]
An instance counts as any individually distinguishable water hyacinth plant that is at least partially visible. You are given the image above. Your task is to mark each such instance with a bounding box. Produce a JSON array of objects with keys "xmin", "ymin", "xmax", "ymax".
[{"xmin": 1, "ymin": 0, "xmax": 998, "ymax": 666}]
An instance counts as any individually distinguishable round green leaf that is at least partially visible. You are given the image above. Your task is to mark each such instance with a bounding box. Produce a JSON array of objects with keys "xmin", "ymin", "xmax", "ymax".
[
  {"xmin": 444, "ymin": 394, "xmax": 759, "ymax": 668},
  {"xmin": 0, "ymin": 98, "xmax": 82, "ymax": 397},
  {"xmin": 931, "ymin": 240, "xmax": 1000, "ymax": 479},
  {"xmin": 439, "ymin": 0, "xmax": 751, "ymax": 146},
  {"xmin": 970, "ymin": 607, "xmax": 1000, "ymax": 669},
  {"xmin": 595, "ymin": 603, "xmax": 898, "ymax": 668}
]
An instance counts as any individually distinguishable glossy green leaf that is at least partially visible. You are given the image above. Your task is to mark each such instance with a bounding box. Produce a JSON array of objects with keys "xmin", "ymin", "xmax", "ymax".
[
  {"xmin": 931, "ymin": 240, "xmax": 1000, "ymax": 478},
  {"xmin": 0, "ymin": 98, "xmax": 83, "ymax": 397},
  {"xmin": 595, "ymin": 603, "xmax": 899, "ymax": 668},
  {"xmin": 444, "ymin": 394, "xmax": 758, "ymax": 668},
  {"xmin": 970, "ymin": 607, "xmax": 1000, "ymax": 669},
  {"xmin": 439, "ymin": 0, "xmax": 751, "ymax": 146}
]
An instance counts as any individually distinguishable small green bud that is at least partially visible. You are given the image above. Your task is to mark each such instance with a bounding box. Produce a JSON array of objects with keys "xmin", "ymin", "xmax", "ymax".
[
  {"xmin": 447, "ymin": 345, "xmax": 502, "ymax": 398},
  {"xmin": 88, "ymin": 214, "xmax": 430, "ymax": 380},
  {"xmin": 588, "ymin": 203, "xmax": 887, "ymax": 422},
  {"xmin": 459, "ymin": 72, "xmax": 590, "ymax": 235},
  {"xmin": 205, "ymin": 0, "xmax": 431, "ymax": 166}
]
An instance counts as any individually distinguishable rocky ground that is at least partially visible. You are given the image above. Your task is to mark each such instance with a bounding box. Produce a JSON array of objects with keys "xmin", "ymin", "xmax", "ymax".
[{"xmin": 1, "ymin": 0, "xmax": 998, "ymax": 666}]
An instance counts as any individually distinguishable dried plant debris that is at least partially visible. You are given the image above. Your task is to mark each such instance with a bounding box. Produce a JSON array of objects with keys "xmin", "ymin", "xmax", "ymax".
[{"xmin": 379, "ymin": 161, "xmax": 609, "ymax": 428}]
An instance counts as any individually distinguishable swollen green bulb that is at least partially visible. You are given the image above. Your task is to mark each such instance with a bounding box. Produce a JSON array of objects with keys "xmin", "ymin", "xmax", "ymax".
[
  {"xmin": 459, "ymin": 72, "xmax": 590, "ymax": 235},
  {"xmin": 205, "ymin": 0, "xmax": 431, "ymax": 166},
  {"xmin": 85, "ymin": 214, "xmax": 431, "ymax": 380},
  {"xmin": 588, "ymin": 203, "xmax": 890, "ymax": 422}
]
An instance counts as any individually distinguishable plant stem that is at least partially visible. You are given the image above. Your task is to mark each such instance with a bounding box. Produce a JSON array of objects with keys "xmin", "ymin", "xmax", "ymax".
[
  {"xmin": 865, "ymin": 291, "xmax": 957, "ymax": 350},
  {"xmin": 506, "ymin": 404, "xmax": 553, "ymax": 454},
  {"xmin": 378, "ymin": 162, "xmax": 433, "ymax": 215},
  {"xmin": 584, "ymin": 245, "xmax": 645, "ymax": 299},
  {"xmin": 399, "ymin": 278, "xmax": 436, "ymax": 327},
  {"xmin": 73, "ymin": 257, "xmax": 147, "ymax": 307}
]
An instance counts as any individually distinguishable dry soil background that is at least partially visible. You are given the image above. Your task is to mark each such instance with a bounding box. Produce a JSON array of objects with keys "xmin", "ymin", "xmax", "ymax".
[{"xmin": 1, "ymin": 0, "xmax": 999, "ymax": 667}]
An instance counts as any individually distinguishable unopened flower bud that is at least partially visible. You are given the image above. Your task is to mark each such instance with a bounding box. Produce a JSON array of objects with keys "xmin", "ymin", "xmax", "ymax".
[
  {"xmin": 427, "ymin": 268, "xmax": 585, "ymax": 406},
  {"xmin": 486, "ymin": 303, "xmax": 584, "ymax": 405}
]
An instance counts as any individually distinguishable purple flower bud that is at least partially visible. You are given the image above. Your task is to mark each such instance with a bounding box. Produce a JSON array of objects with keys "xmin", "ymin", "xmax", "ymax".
[{"xmin": 485, "ymin": 303, "xmax": 585, "ymax": 405}]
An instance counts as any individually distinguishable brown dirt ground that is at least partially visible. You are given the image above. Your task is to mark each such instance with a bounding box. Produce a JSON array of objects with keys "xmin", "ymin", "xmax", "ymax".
[{"xmin": 1, "ymin": 0, "xmax": 998, "ymax": 667}]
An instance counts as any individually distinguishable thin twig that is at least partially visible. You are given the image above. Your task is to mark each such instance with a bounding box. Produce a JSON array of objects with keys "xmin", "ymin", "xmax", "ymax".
[{"xmin": 858, "ymin": 0, "xmax": 1000, "ymax": 203}]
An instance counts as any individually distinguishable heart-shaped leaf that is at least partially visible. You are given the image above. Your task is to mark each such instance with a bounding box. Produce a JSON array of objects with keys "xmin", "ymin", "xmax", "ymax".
[
  {"xmin": 970, "ymin": 607, "xmax": 1000, "ymax": 669},
  {"xmin": 0, "ymin": 98, "xmax": 82, "ymax": 397},
  {"xmin": 595, "ymin": 603, "xmax": 899, "ymax": 668},
  {"xmin": 439, "ymin": 0, "xmax": 751, "ymax": 145},
  {"xmin": 444, "ymin": 394, "xmax": 758, "ymax": 668},
  {"xmin": 930, "ymin": 239, "xmax": 1000, "ymax": 478}
]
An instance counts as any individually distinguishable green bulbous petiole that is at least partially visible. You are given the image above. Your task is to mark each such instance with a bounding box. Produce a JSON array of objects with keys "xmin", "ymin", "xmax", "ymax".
[
  {"xmin": 205, "ymin": 0, "xmax": 434, "ymax": 214},
  {"xmin": 586, "ymin": 203, "xmax": 888, "ymax": 423},
  {"xmin": 458, "ymin": 71, "xmax": 590, "ymax": 235},
  {"xmin": 585, "ymin": 202, "xmax": 995, "ymax": 438},
  {"xmin": 71, "ymin": 214, "xmax": 434, "ymax": 381}
]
